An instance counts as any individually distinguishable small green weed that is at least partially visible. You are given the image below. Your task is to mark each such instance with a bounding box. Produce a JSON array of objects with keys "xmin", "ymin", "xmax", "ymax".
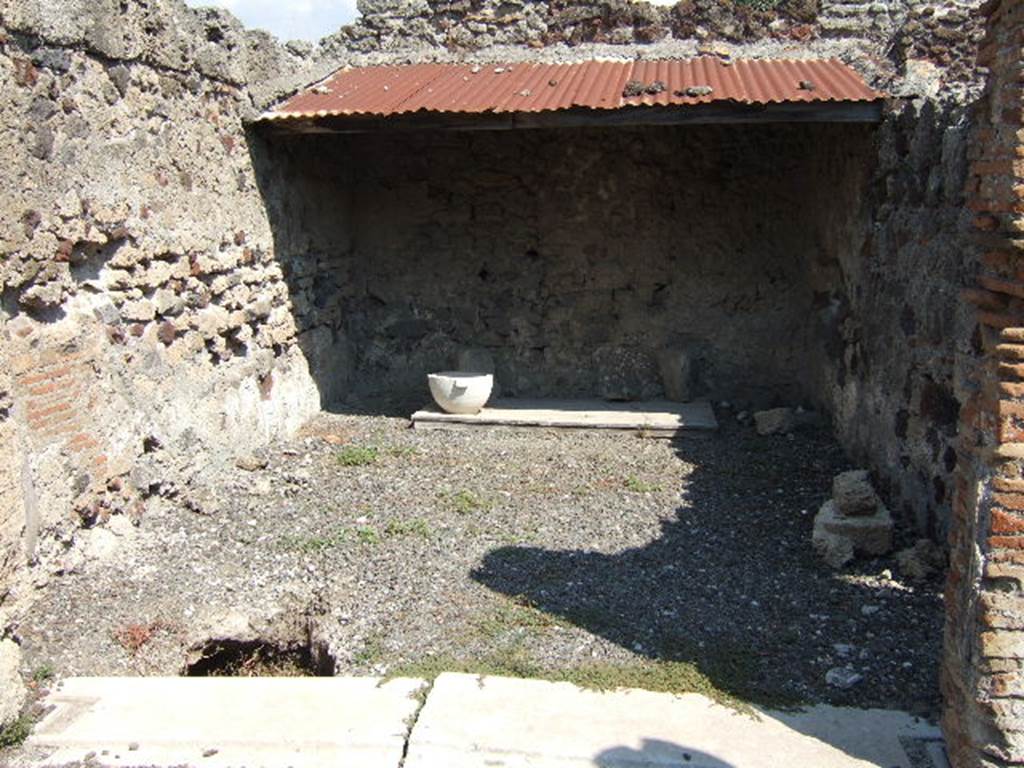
[
  {"xmin": 356, "ymin": 525, "xmax": 380, "ymax": 545},
  {"xmin": 385, "ymin": 653, "xmax": 749, "ymax": 712},
  {"xmin": 354, "ymin": 634, "xmax": 387, "ymax": 666},
  {"xmin": 624, "ymin": 475, "xmax": 663, "ymax": 493},
  {"xmin": 384, "ymin": 518, "xmax": 433, "ymax": 540},
  {"xmin": 498, "ymin": 521, "xmax": 541, "ymax": 546},
  {"xmin": 31, "ymin": 664, "xmax": 54, "ymax": 683},
  {"xmin": 0, "ymin": 712, "xmax": 33, "ymax": 748},
  {"xmin": 473, "ymin": 597, "xmax": 568, "ymax": 643},
  {"xmin": 447, "ymin": 489, "xmax": 492, "ymax": 515},
  {"xmin": 388, "ymin": 648, "xmax": 542, "ymax": 684},
  {"xmin": 403, "ymin": 680, "xmax": 432, "ymax": 727},
  {"xmin": 386, "ymin": 446, "xmax": 419, "ymax": 458},
  {"xmin": 336, "ymin": 446, "xmax": 379, "ymax": 467}
]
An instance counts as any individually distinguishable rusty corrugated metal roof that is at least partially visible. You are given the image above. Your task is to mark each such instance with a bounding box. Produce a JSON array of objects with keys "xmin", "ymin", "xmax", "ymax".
[{"xmin": 261, "ymin": 57, "xmax": 881, "ymax": 121}]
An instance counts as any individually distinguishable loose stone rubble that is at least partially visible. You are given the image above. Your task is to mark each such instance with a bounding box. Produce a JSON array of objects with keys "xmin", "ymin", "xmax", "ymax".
[
  {"xmin": 813, "ymin": 470, "xmax": 894, "ymax": 569},
  {"xmin": 754, "ymin": 408, "xmax": 797, "ymax": 436},
  {"xmin": 897, "ymin": 538, "xmax": 946, "ymax": 583}
]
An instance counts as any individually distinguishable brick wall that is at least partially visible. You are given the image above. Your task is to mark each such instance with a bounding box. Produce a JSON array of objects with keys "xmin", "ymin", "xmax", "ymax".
[{"xmin": 944, "ymin": 0, "xmax": 1024, "ymax": 763}]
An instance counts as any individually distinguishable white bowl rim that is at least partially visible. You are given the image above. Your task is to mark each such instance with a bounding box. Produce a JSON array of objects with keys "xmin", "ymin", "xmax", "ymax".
[{"xmin": 428, "ymin": 371, "xmax": 494, "ymax": 380}]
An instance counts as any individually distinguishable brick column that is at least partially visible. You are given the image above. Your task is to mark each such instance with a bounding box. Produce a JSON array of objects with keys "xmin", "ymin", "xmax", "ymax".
[{"xmin": 945, "ymin": 0, "xmax": 1024, "ymax": 765}]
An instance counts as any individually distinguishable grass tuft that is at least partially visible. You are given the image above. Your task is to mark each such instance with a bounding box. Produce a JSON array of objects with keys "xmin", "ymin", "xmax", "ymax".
[
  {"xmin": 386, "ymin": 446, "xmax": 419, "ymax": 458},
  {"xmin": 385, "ymin": 653, "xmax": 752, "ymax": 713},
  {"xmin": 31, "ymin": 664, "xmax": 54, "ymax": 684},
  {"xmin": 624, "ymin": 475, "xmax": 663, "ymax": 493},
  {"xmin": 447, "ymin": 489, "xmax": 492, "ymax": 515},
  {"xmin": 0, "ymin": 712, "xmax": 34, "ymax": 748},
  {"xmin": 356, "ymin": 525, "xmax": 380, "ymax": 545},
  {"xmin": 336, "ymin": 446, "xmax": 379, "ymax": 467},
  {"xmin": 385, "ymin": 518, "xmax": 434, "ymax": 540},
  {"xmin": 354, "ymin": 634, "xmax": 387, "ymax": 666}
]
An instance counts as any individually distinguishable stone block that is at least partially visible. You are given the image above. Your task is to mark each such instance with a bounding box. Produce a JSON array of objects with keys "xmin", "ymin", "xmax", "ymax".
[
  {"xmin": 813, "ymin": 500, "xmax": 894, "ymax": 558},
  {"xmin": 153, "ymin": 288, "xmax": 184, "ymax": 317},
  {"xmin": 980, "ymin": 630, "xmax": 1024, "ymax": 660},
  {"xmin": 0, "ymin": 639, "xmax": 28, "ymax": 731},
  {"xmin": 832, "ymin": 470, "xmax": 878, "ymax": 517},
  {"xmin": 754, "ymin": 407, "xmax": 796, "ymax": 435},
  {"xmin": 195, "ymin": 305, "xmax": 230, "ymax": 337},
  {"xmin": 657, "ymin": 347, "xmax": 693, "ymax": 402},
  {"xmin": 593, "ymin": 346, "xmax": 659, "ymax": 402},
  {"xmin": 812, "ymin": 525, "xmax": 855, "ymax": 569},
  {"xmin": 18, "ymin": 281, "xmax": 63, "ymax": 311},
  {"xmin": 121, "ymin": 298, "xmax": 155, "ymax": 322}
]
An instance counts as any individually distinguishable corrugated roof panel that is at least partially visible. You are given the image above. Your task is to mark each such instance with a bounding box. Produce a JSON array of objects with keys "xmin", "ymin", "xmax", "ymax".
[{"xmin": 262, "ymin": 57, "xmax": 882, "ymax": 121}]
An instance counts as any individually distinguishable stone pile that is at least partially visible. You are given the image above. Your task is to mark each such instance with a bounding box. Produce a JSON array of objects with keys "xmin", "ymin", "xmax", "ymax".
[{"xmin": 812, "ymin": 470, "xmax": 894, "ymax": 568}]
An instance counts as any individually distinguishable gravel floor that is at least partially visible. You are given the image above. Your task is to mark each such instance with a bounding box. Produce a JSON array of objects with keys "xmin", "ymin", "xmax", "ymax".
[{"xmin": 12, "ymin": 407, "xmax": 944, "ymax": 718}]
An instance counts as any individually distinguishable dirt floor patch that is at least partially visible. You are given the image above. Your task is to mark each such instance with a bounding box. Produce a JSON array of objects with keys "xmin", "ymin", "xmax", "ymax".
[{"xmin": 13, "ymin": 406, "xmax": 945, "ymax": 716}]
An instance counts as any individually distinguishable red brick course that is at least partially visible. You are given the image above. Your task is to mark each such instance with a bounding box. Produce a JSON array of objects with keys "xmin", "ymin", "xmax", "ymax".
[
  {"xmin": 11, "ymin": 343, "xmax": 110, "ymax": 504},
  {"xmin": 945, "ymin": 0, "xmax": 1024, "ymax": 763}
]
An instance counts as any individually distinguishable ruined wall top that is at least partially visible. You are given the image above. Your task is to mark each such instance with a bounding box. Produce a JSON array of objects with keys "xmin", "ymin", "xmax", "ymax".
[
  {"xmin": 0, "ymin": 0, "xmax": 318, "ymax": 85},
  {"xmin": 323, "ymin": 0, "xmax": 984, "ymax": 97},
  {"xmin": 0, "ymin": 0, "xmax": 986, "ymax": 108}
]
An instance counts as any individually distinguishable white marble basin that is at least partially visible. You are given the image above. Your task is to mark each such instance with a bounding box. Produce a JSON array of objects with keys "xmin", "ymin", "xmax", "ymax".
[{"xmin": 428, "ymin": 372, "xmax": 494, "ymax": 415}]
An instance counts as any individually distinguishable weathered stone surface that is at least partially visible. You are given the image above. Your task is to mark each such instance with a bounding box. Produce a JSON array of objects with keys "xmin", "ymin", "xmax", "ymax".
[
  {"xmin": 896, "ymin": 538, "xmax": 945, "ymax": 581},
  {"xmin": 832, "ymin": 470, "xmax": 878, "ymax": 517},
  {"xmin": 825, "ymin": 666, "xmax": 863, "ymax": 689},
  {"xmin": 754, "ymin": 408, "xmax": 796, "ymax": 436},
  {"xmin": 284, "ymin": 125, "xmax": 887, "ymax": 406},
  {"xmin": 235, "ymin": 455, "xmax": 269, "ymax": 472},
  {"xmin": 657, "ymin": 347, "xmax": 693, "ymax": 403},
  {"xmin": 0, "ymin": 1, "xmax": 323, "ymax": 622},
  {"xmin": 813, "ymin": 500, "xmax": 894, "ymax": 558},
  {"xmin": 812, "ymin": 525, "xmax": 855, "ymax": 570},
  {"xmin": 455, "ymin": 348, "xmax": 496, "ymax": 376},
  {"xmin": 0, "ymin": 639, "xmax": 28, "ymax": 730},
  {"xmin": 594, "ymin": 346, "xmax": 661, "ymax": 402}
]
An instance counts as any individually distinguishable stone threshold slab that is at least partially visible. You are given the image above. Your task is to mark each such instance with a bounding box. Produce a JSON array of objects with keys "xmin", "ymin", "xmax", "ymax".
[
  {"xmin": 404, "ymin": 673, "xmax": 946, "ymax": 768},
  {"xmin": 411, "ymin": 398, "xmax": 718, "ymax": 437},
  {"xmin": 27, "ymin": 676, "xmax": 425, "ymax": 768}
]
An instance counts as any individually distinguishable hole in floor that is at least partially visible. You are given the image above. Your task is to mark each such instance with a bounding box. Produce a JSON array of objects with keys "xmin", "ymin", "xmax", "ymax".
[{"xmin": 185, "ymin": 639, "xmax": 335, "ymax": 677}]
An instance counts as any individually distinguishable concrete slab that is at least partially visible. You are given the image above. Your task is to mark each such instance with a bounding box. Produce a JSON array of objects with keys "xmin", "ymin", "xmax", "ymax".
[
  {"xmin": 404, "ymin": 673, "xmax": 944, "ymax": 768},
  {"xmin": 28, "ymin": 676, "xmax": 425, "ymax": 768},
  {"xmin": 412, "ymin": 398, "xmax": 718, "ymax": 437}
]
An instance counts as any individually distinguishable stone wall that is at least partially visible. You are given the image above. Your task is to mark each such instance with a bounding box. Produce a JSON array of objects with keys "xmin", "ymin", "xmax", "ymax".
[
  {"xmin": 262, "ymin": 124, "xmax": 877, "ymax": 413},
  {"xmin": 943, "ymin": 0, "xmax": 1024, "ymax": 763},
  {"xmin": 328, "ymin": 0, "xmax": 819, "ymax": 54},
  {"xmin": 0, "ymin": 0, "xmax": 324, "ymax": 616},
  {"xmin": 828, "ymin": 97, "xmax": 978, "ymax": 538}
]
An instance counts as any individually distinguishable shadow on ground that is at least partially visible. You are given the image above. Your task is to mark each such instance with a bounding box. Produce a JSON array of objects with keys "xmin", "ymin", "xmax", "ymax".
[
  {"xmin": 595, "ymin": 739, "xmax": 734, "ymax": 767},
  {"xmin": 472, "ymin": 423, "xmax": 944, "ymax": 765}
]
